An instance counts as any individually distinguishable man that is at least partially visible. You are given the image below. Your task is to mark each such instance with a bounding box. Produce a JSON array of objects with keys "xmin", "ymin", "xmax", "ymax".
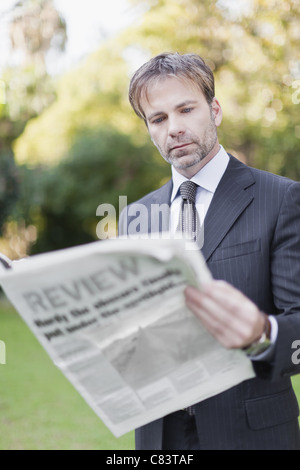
[{"xmin": 119, "ymin": 52, "xmax": 300, "ymax": 449}]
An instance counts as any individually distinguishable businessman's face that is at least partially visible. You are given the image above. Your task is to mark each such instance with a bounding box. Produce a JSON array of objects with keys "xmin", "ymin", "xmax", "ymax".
[{"xmin": 141, "ymin": 76, "xmax": 222, "ymax": 177}]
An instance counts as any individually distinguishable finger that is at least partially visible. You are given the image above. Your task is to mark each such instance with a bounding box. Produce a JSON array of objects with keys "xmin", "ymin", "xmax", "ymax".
[
  {"xmin": 188, "ymin": 281, "xmax": 259, "ymax": 325},
  {"xmin": 185, "ymin": 283, "xmax": 264, "ymax": 348},
  {"xmin": 185, "ymin": 293, "xmax": 250, "ymax": 348},
  {"xmin": 185, "ymin": 284, "xmax": 246, "ymax": 327}
]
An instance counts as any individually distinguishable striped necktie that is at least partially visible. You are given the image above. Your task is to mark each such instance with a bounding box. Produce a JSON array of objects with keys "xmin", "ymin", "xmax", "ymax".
[
  {"xmin": 177, "ymin": 181, "xmax": 199, "ymax": 242},
  {"xmin": 178, "ymin": 180, "xmax": 198, "ymax": 416}
]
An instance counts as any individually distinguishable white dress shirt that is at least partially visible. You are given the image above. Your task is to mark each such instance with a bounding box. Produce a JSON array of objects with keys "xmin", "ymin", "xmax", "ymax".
[{"xmin": 169, "ymin": 145, "xmax": 229, "ymax": 234}]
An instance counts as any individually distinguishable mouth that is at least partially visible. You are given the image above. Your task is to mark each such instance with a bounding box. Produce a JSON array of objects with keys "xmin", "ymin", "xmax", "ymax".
[{"xmin": 171, "ymin": 143, "xmax": 192, "ymax": 151}]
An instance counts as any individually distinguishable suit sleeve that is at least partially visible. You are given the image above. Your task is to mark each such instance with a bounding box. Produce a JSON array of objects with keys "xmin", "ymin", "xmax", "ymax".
[{"xmin": 253, "ymin": 181, "xmax": 300, "ymax": 381}]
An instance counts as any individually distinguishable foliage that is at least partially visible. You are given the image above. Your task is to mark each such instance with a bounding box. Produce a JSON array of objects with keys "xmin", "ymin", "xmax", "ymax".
[
  {"xmin": 0, "ymin": 0, "xmax": 66, "ymax": 143},
  {"xmin": 1, "ymin": 0, "xmax": 300, "ymax": 254},
  {"xmin": 123, "ymin": 0, "xmax": 300, "ymax": 178},
  {"xmin": 0, "ymin": 152, "xmax": 19, "ymax": 233},
  {"xmin": 9, "ymin": 0, "xmax": 67, "ymax": 68},
  {"xmin": 0, "ymin": 0, "xmax": 66, "ymax": 239},
  {"xmin": 13, "ymin": 43, "xmax": 137, "ymax": 165},
  {"xmin": 15, "ymin": 127, "xmax": 169, "ymax": 253},
  {"xmin": 10, "ymin": 40, "xmax": 170, "ymax": 254},
  {"xmin": 14, "ymin": 1, "xmax": 300, "ymax": 171}
]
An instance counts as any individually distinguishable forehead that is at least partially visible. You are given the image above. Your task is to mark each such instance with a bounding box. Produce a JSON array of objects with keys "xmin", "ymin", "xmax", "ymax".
[{"xmin": 141, "ymin": 76, "xmax": 206, "ymax": 114}]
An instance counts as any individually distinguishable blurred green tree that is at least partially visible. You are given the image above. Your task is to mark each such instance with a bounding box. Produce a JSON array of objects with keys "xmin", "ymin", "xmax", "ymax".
[
  {"xmin": 7, "ymin": 0, "xmax": 300, "ymax": 255},
  {"xmin": 0, "ymin": 0, "xmax": 66, "ymax": 255},
  {"xmin": 9, "ymin": 0, "xmax": 66, "ymax": 70},
  {"xmin": 0, "ymin": 151, "xmax": 19, "ymax": 233},
  {"xmin": 16, "ymin": 127, "xmax": 169, "ymax": 253},
  {"xmin": 10, "ymin": 40, "xmax": 171, "ymax": 253},
  {"xmin": 123, "ymin": 0, "xmax": 300, "ymax": 177},
  {"xmin": 0, "ymin": 0, "xmax": 66, "ymax": 145},
  {"xmin": 15, "ymin": 0, "xmax": 300, "ymax": 174}
]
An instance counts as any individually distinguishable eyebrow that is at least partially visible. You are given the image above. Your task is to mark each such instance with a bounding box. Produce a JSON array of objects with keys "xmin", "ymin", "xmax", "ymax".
[{"xmin": 147, "ymin": 100, "xmax": 198, "ymax": 122}]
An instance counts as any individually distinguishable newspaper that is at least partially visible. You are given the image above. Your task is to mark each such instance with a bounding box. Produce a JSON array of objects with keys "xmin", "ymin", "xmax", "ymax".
[{"xmin": 0, "ymin": 238, "xmax": 255, "ymax": 437}]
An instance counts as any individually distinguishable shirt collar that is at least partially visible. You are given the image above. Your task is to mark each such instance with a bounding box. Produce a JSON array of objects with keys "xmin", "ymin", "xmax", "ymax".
[{"xmin": 171, "ymin": 145, "xmax": 230, "ymax": 202}]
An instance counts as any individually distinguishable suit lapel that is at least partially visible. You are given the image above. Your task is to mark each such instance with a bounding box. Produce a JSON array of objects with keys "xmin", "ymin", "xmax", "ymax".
[
  {"xmin": 148, "ymin": 179, "xmax": 173, "ymax": 233},
  {"xmin": 151, "ymin": 179, "xmax": 173, "ymax": 206},
  {"xmin": 141, "ymin": 157, "xmax": 255, "ymax": 255},
  {"xmin": 201, "ymin": 156, "xmax": 255, "ymax": 262}
]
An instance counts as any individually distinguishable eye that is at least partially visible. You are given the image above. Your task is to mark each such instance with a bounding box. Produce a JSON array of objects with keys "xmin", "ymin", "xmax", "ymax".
[
  {"xmin": 152, "ymin": 116, "xmax": 165, "ymax": 124},
  {"xmin": 181, "ymin": 107, "xmax": 193, "ymax": 113}
]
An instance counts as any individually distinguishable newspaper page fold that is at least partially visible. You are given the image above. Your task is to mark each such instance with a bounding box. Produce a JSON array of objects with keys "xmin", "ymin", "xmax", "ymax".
[{"xmin": 0, "ymin": 238, "xmax": 254, "ymax": 437}]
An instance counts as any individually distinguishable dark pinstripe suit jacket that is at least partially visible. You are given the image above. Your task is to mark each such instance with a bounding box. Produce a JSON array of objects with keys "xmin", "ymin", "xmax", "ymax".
[{"xmin": 119, "ymin": 155, "xmax": 300, "ymax": 449}]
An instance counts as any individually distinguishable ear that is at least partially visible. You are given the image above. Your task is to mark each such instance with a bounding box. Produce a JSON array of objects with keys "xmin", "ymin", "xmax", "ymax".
[{"xmin": 211, "ymin": 98, "xmax": 223, "ymax": 127}]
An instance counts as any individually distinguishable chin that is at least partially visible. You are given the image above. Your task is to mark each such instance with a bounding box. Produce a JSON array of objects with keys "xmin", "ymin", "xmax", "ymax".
[{"xmin": 172, "ymin": 156, "xmax": 202, "ymax": 169}]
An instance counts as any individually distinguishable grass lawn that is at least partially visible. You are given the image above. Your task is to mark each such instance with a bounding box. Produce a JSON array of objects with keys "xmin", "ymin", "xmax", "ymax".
[
  {"xmin": 0, "ymin": 299, "xmax": 134, "ymax": 450},
  {"xmin": 1, "ymin": 298, "xmax": 300, "ymax": 450}
]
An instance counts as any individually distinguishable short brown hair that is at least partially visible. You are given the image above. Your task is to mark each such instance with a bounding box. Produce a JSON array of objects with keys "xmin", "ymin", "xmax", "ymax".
[{"xmin": 129, "ymin": 52, "xmax": 215, "ymax": 122}]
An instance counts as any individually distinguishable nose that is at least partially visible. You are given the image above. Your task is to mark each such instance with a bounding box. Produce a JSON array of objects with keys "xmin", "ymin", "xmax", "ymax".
[{"xmin": 168, "ymin": 115, "xmax": 185, "ymax": 138}]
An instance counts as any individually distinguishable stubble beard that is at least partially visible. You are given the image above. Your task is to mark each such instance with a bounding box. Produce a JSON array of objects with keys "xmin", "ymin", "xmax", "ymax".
[{"xmin": 156, "ymin": 117, "xmax": 218, "ymax": 170}]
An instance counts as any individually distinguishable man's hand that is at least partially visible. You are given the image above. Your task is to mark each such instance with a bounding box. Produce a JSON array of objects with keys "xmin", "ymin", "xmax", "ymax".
[{"xmin": 184, "ymin": 280, "xmax": 266, "ymax": 349}]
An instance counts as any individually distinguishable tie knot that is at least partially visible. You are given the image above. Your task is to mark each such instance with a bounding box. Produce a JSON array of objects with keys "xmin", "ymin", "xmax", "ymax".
[{"xmin": 180, "ymin": 181, "xmax": 197, "ymax": 203}]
